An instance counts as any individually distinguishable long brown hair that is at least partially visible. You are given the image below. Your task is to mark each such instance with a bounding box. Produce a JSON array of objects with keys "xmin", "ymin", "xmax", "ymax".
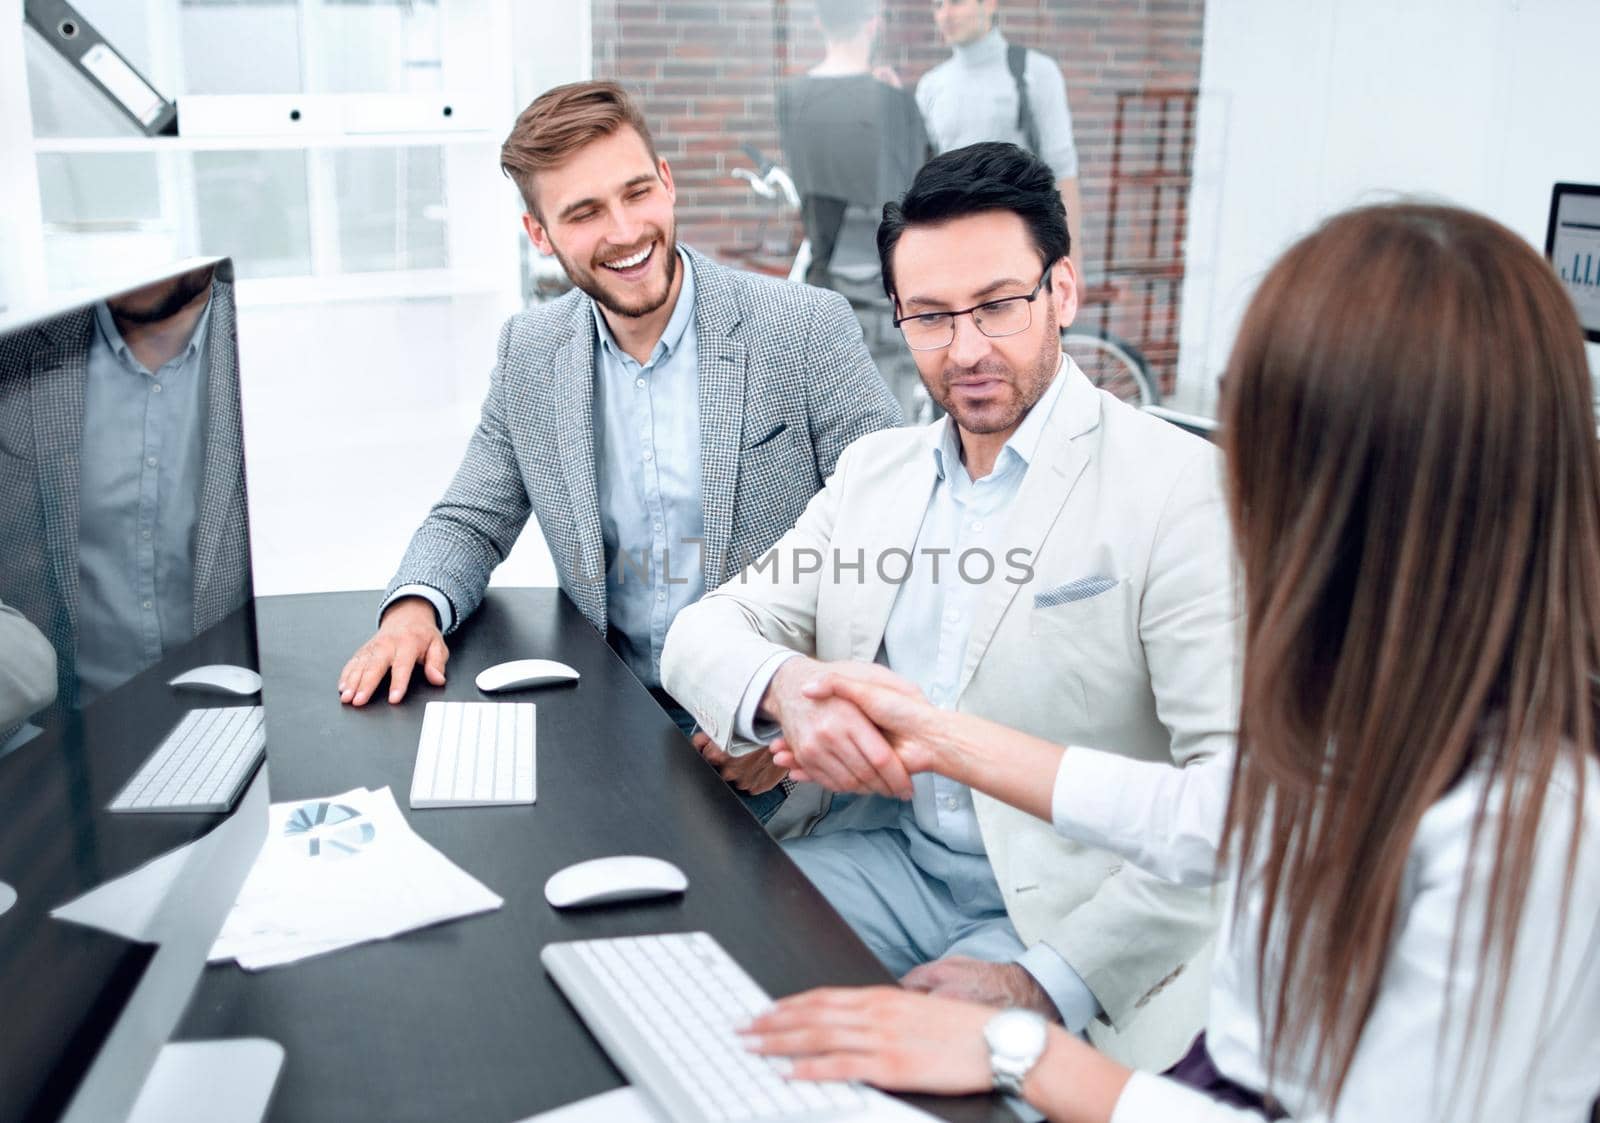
[{"xmin": 1219, "ymin": 203, "xmax": 1600, "ymax": 1106}]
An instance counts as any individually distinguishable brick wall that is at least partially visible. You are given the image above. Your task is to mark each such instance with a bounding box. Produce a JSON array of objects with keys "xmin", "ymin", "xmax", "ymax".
[{"xmin": 593, "ymin": 0, "xmax": 1206, "ymax": 388}]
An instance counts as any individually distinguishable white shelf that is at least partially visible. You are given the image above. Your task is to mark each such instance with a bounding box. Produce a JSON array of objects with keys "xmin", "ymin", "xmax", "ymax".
[
  {"xmin": 235, "ymin": 266, "xmax": 513, "ymax": 306},
  {"xmin": 34, "ymin": 129, "xmax": 498, "ymax": 154}
]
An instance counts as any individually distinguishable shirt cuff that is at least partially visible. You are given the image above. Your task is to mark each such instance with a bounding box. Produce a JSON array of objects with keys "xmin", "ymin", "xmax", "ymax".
[
  {"xmin": 734, "ymin": 651, "xmax": 801, "ymax": 744},
  {"xmin": 1050, "ymin": 745, "xmax": 1127, "ymax": 844},
  {"xmin": 382, "ymin": 584, "xmax": 454, "ymax": 632},
  {"xmin": 1111, "ymin": 1071, "xmax": 1265, "ymax": 1123},
  {"xmin": 1015, "ymin": 942, "xmax": 1103, "ymax": 1034}
]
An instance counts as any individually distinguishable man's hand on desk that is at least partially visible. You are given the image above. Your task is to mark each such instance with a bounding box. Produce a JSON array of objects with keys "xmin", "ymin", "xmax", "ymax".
[
  {"xmin": 337, "ymin": 597, "xmax": 449, "ymax": 706},
  {"xmin": 759, "ymin": 658, "xmax": 914, "ymax": 800},
  {"xmin": 901, "ymin": 957, "xmax": 1058, "ymax": 1019},
  {"xmin": 691, "ymin": 732, "xmax": 789, "ymax": 795}
]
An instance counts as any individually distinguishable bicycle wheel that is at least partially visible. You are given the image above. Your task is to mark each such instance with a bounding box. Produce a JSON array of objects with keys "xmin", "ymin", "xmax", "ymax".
[{"xmin": 1061, "ymin": 329, "xmax": 1159, "ymax": 407}]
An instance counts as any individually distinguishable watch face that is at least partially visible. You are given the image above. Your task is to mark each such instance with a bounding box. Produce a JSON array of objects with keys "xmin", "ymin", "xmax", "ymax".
[{"xmin": 986, "ymin": 1008, "xmax": 1048, "ymax": 1057}]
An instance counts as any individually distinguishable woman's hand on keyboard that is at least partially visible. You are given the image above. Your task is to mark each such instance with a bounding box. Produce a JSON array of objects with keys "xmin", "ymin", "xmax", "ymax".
[{"xmin": 739, "ymin": 986, "xmax": 992, "ymax": 1095}]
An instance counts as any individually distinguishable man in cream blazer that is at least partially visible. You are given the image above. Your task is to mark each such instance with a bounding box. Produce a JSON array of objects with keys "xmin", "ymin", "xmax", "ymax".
[{"xmin": 661, "ymin": 143, "xmax": 1236, "ymax": 1070}]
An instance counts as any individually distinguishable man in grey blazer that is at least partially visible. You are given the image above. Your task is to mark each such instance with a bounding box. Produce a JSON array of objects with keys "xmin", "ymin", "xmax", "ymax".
[
  {"xmin": 337, "ymin": 81, "xmax": 901, "ymax": 816},
  {"xmin": 0, "ymin": 263, "xmax": 251, "ymax": 728}
]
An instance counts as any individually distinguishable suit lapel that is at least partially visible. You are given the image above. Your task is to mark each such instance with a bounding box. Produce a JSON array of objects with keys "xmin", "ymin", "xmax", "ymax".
[
  {"xmin": 553, "ymin": 306, "xmax": 608, "ymax": 629},
  {"xmin": 30, "ymin": 313, "xmax": 90, "ymax": 650},
  {"xmin": 691, "ymin": 251, "xmax": 747, "ymax": 589},
  {"xmin": 955, "ymin": 365, "xmax": 1099, "ymax": 697},
  {"xmin": 849, "ymin": 435, "xmax": 940, "ymax": 662},
  {"xmin": 192, "ymin": 279, "xmax": 241, "ymax": 629}
]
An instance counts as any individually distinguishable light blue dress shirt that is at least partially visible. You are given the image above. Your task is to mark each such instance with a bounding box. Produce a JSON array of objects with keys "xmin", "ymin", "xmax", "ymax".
[
  {"xmin": 882, "ymin": 363, "xmax": 1067, "ymax": 852},
  {"xmin": 387, "ymin": 252, "xmax": 705, "ymax": 693},
  {"xmin": 77, "ymin": 298, "xmax": 212, "ymax": 701},
  {"xmin": 591, "ymin": 250, "xmax": 705, "ymax": 689},
  {"xmin": 876, "ymin": 363, "xmax": 1101, "ymax": 1031},
  {"xmin": 737, "ymin": 359, "xmax": 1101, "ymax": 1029}
]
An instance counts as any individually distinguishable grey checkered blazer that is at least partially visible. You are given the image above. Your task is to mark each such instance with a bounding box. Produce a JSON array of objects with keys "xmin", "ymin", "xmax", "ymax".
[
  {"xmin": 0, "ymin": 273, "xmax": 252, "ymax": 718},
  {"xmin": 386, "ymin": 245, "xmax": 902, "ymax": 636}
]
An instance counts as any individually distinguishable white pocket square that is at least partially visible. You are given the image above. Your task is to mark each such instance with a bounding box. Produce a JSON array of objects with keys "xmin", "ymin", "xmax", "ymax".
[{"xmin": 1034, "ymin": 576, "xmax": 1119, "ymax": 609}]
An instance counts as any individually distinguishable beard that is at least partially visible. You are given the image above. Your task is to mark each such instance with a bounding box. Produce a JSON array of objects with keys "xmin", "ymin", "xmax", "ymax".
[
  {"xmin": 107, "ymin": 265, "xmax": 215, "ymax": 325},
  {"xmin": 928, "ymin": 300, "xmax": 1061, "ymax": 435},
  {"xmin": 554, "ymin": 224, "xmax": 680, "ymax": 320}
]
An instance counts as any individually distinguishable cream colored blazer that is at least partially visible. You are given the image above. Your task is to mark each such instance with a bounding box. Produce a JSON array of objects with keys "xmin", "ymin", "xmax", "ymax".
[{"xmin": 662, "ymin": 360, "xmax": 1240, "ymax": 1069}]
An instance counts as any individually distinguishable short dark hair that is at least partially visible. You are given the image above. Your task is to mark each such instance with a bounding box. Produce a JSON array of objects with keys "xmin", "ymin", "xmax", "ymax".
[
  {"xmin": 877, "ymin": 141, "xmax": 1069, "ymax": 299},
  {"xmin": 817, "ymin": 0, "xmax": 872, "ymax": 37}
]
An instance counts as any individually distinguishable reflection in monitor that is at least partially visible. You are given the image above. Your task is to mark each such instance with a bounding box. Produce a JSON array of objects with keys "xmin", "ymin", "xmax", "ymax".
[
  {"xmin": 0, "ymin": 258, "xmax": 276, "ymax": 1122},
  {"xmin": 1544, "ymin": 182, "xmax": 1600, "ymax": 344}
]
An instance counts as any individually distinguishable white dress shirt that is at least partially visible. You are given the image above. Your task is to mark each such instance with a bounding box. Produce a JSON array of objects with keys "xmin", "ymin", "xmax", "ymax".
[{"xmin": 1050, "ymin": 747, "xmax": 1600, "ymax": 1121}]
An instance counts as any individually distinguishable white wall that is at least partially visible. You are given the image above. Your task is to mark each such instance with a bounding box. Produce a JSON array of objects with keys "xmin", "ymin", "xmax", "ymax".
[
  {"xmin": 3, "ymin": 1, "xmax": 597, "ymax": 598},
  {"xmin": 237, "ymin": 291, "xmax": 535, "ymax": 597},
  {"xmin": 236, "ymin": 1, "xmax": 596, "ymax": 597},
  {"xmin": 1179, "ymin": 0, "xmax": 1600, "ymax": 415}
]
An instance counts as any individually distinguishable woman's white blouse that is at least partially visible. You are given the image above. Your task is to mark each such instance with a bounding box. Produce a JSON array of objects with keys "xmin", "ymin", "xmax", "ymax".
[{"xmin": 1049, "ymin": 748, "xmax": 1600, "ymax": 1122}]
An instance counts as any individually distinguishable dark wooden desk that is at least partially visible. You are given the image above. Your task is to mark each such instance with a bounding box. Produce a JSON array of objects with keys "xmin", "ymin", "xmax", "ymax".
[
  {"xmin": 179, "ymin": 589, "xmax": 1007, "ymax": 1123},
  {"xmin": 0, "ymin": 603, "xmax": 261, "ymax": 1122}
]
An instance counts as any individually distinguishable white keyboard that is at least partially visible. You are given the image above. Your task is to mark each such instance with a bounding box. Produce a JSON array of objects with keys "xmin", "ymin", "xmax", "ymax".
[
  {"xmin": 542, "ymin": 932, "xmax": 876, "ymax": 1123},
  {"xmin": 410, "ymin": 701, "xmax": 536, "ymax": 808},
  {"xmin": 109, "ymin": 706, "xmax": 266, "ymax": 813}
]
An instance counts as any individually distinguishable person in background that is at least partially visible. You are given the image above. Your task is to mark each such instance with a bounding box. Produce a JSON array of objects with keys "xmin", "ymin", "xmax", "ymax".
[
  {"xmin": 744, "ymin": 203, "xmax": 1600, "ymax": 1122},
  {"xmin": 777, "ymin": 0, "xmax": 929, "ymax": 295},
  {"xmin": 916, "ymin": 0, "xmax": 1083, "ymax": 279},
  {"xmin": 0, "ymin": 263, "xmax": 250, "ymax": 724},
  {"xmin": 336, "ymin": 81, "xmax": 902, "ymax": 828},
  {"xmin": 663, "ymin": 142, "xmax": 1236, "ymax": 1070}
]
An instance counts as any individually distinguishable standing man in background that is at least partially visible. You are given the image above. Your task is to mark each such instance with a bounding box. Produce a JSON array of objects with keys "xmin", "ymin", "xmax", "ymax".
[
  {"xmin": 777, "ymin": 0, "xmax": 931, "ymax": 419},
  {"xmin": 777, "ymin": 0, "xmax": 929, "ymax": 295},
  {"xmin": 916, "ymin": 0, "xmax": 1084, "ymax": 278}
]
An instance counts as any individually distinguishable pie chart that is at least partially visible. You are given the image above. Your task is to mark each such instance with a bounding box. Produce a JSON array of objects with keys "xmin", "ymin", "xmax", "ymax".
[{"xmin": 283, "ymin": 800, "xmax": 376, "ymax": 859}]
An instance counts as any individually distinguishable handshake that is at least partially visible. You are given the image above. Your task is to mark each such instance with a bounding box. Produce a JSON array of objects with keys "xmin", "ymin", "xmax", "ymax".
[{"xmin": 691, "ymin": 659, "xmax": 967, "ymax": 801}]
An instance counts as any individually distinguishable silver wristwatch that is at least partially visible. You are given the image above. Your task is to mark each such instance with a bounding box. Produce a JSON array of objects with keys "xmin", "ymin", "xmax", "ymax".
[{"xmin": 983, "ymin": 1008, "xmax": 1049, "ymax": 1098}]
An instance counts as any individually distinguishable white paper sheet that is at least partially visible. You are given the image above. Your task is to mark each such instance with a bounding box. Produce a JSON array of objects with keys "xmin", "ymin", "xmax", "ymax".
[
  {"xmin": 51, "ymin": 835, "xmax": 191, "ymax": 941},
  {"xmin": 209, "ymin": 785, "xmax": 502, "ymax": 970},
  {"xmin": 52, "ymin": 767, "xmax": 270, "ymax": 944},
  {"xmin": 514, "ymin": 1085, "xmax": 947, "ymax": 1122},
  {"xmin": 516, "ymin": 1087, "xmax": 663, "ymax": 1122}
]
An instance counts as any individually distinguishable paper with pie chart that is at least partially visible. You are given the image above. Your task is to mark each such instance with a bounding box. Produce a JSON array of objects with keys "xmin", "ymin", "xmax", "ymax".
[{"xmin": 210, "ymin": 785, "xmax": 501, "ymax": 970}]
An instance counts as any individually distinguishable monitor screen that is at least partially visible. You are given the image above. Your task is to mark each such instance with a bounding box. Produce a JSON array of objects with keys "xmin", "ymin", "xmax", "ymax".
[
  {"xmin": 1545, "ymin": 182, "xmax": 1600, "ymax": 344},
  {"xmin": 0, "ymin": 257, "xmax": 271, "ymax": 1122}
]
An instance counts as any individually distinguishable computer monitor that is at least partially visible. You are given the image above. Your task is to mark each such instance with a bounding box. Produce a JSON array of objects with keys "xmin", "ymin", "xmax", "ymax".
[
  {"xmin": 1544, "ymin": 182, "xmax": 1600, "ymax": 344},
  {"xmin": 0, "ymin": 258, "xmax": 275, "ymax": 1122}
]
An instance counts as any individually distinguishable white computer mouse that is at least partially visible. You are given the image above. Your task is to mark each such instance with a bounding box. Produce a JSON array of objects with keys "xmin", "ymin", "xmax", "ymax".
[
  {"xmin": 168, "ymin": 664, "xmax": 263, "ymax": 696},
  {"xmin": 0, "ymin": 880, "xmax": 15, "ymax": 917},
  {"xmin": 475, "ymin": 659, "xmax": 581, "ymax": 693},
  {"xmin": 544, "ymin": 855, "xmax": 688, "ymax": 909}
]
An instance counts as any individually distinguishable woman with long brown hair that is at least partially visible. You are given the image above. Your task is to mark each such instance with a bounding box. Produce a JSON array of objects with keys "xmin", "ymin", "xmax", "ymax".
[{"xmin": 741, "ymin": 203, "xmax": 1600, "ymax": 1120}]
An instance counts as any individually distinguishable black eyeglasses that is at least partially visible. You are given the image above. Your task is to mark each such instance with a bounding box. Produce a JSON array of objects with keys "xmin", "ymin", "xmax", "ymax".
[{"xmin": 893, "ymin": 266, "xmax": 1054, "ymax": 351}]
